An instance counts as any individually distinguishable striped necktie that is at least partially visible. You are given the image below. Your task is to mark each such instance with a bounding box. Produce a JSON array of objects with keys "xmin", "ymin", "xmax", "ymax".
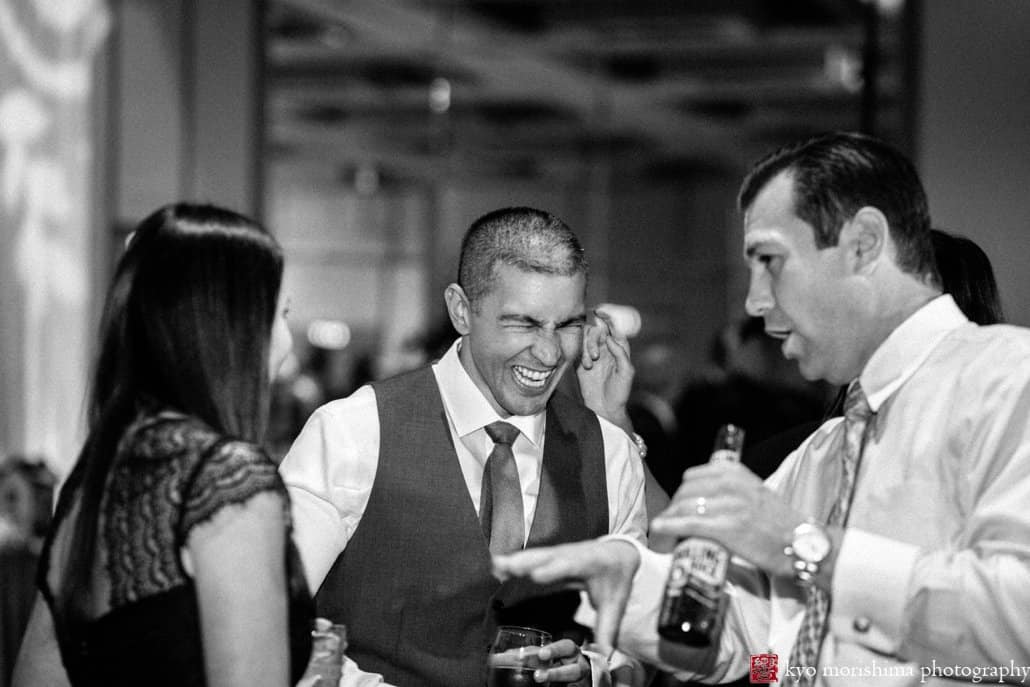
[{"xmin": 788, "ymin": 380, "xmax": 872, "ymax": 685}]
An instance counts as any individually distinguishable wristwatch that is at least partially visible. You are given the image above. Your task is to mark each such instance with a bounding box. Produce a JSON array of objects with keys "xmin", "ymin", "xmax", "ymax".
[{"xmin": 784, "ymin": 521, "xmax": 832, "ymax": 586}]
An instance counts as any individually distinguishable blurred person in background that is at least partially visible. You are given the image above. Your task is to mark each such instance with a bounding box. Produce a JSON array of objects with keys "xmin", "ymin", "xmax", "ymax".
[
  {"xmin": 624, "ymin": 341, "xmax": 686, "ymax": 499},
  {"xmin": 13, "ymin": 204, "xmax": 314, "ymax": 687},
  {"xmin": 280, "ymin": 206, "xmax": 648, "ymax": 687},
  {"xmin": 267, "ymin": 345, "xmax": 375, "ymax": 462},
  {"xmin": 267, "ymin": 349, "xmax": 323, "ymax": 462},
  {"xmin": 0, "ymin": 455, "xmax": 55, "ymax": 551},
  {"xmin": 930, "ymin": 228, "xmax": 1004, "ymax": 326},
  {"xmin": 0, "ymin": 456, "xmax": 55, "ymax": 687},
  {"xmin": 674, "ymin": 316, "xmax": 828, "ymax": 483}
]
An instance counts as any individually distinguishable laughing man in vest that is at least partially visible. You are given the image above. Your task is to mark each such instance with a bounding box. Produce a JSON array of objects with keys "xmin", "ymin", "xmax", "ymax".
[{"xmin": 280, "ymin": 207, "xmax": 649, "ymax": 687}]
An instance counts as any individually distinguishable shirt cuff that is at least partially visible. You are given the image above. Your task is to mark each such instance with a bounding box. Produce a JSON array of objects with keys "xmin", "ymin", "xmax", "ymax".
[
  {"xmin": 577, "ymin": 538, "xmax": 655, "ymax": 687},
  {"xmin": 830, "ymin": 527, "xmax": 920, "ymax": 653},
  {"xmin": 339, "ymin": 656, "xmax": 388, "ymax": 687},
  {"xmin": 572, "ymin": 535, "xmax": 661, "ymax": 629},
  {"xmin": 581, "ymin": 646, "xmax": 612, "ymax": 687},
  {"xmin": 581, "ymin": 645, "xmax": 649, "ymax": 687},
  {"xmin": 572, "ymin": 536, "xmax": 674, "ymax": 669}
]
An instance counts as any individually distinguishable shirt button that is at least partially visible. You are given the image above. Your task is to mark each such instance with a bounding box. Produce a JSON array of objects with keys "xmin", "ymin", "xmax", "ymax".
[{"xmin": 853, "ymin": 616, "xmax": 872, "ymax": 633}]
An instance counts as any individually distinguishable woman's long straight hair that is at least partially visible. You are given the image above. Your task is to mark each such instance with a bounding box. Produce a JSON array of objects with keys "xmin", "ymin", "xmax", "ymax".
[{"xmin": 52, "ymin": 203, "xmax": 284, "ymax": 627}]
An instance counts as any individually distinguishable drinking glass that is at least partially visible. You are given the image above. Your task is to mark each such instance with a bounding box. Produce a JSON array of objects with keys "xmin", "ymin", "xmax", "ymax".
[{"xmin": 487, "ymin": 625, "xmax": 553, "ymax": 687}]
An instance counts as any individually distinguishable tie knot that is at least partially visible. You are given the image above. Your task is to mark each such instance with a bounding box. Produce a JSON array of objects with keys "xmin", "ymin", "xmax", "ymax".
[
  {"xmin": 844, "ymin": 380, "xmax": 872, "ymax": 422},
  {"xmin": 485, "ymin": 421, "xmax": 520, "ymax": 446}
]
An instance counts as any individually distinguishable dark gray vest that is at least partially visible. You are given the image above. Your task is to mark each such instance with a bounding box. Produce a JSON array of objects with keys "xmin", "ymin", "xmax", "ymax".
[{"xmin": 315, "ymin": 367, "xmax": 608, "ymax": 687}]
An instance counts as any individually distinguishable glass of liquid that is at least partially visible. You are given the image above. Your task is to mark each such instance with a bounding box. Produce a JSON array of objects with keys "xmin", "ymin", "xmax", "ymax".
[{"xmin": 487, "ymin": 626, "xmax": 553, "ymax": 687}]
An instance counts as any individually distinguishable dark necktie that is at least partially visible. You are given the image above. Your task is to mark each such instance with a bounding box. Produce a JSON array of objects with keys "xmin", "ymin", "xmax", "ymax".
[
  {"xmin": 788, "ymin": 380, "xmax": 872, "ymax": 684},
  {"xmin": 480, "ymin": 421, "xmax": 525, "ymax": 556}
]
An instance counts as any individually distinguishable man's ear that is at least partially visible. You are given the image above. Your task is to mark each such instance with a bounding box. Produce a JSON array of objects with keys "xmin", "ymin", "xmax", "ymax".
[
  {"xmin": 842, "ymin": 206, "xmax": 888, "ymax": 275},
  {"xmin": 444, "ymin": 283, "xmax": 472, "ymax": 335}
]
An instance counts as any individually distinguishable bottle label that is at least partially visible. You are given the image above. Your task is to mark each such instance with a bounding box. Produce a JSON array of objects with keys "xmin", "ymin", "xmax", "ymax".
[{"xmin": 670, "ymin": 538, "xmax": 729, "ymax": 596}]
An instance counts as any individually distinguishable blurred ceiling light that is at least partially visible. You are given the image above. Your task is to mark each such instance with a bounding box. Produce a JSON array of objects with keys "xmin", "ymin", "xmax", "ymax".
[
  {"xmin": 824, "ymin": 45, "xmax": 863, "ymax": 93},
  {"xmin": 869, "ymin": 0, "xmax": 905, "ymax": 16},
  {"xmin": 429, "ymin": 77, "xmax": 451, "ymax": 114},
  {"xmin": 307, "ymin": 319, "xmax": 352, "ymax": 350}
]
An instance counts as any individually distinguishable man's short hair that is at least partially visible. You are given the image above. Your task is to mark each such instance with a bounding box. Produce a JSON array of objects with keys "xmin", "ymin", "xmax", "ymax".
[
  {"xmin": 738, "ymin": 131, "xmax": 935, "ymax": 279},
  {"xmin": 457, "ymin": 207, "xmax": 589, "ymax": 305}
]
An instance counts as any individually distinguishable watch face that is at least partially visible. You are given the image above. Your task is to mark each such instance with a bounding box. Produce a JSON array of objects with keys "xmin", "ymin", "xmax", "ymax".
[{"xmin": 793, "ymin": 523, "xmax": 831, "ymax": 563}]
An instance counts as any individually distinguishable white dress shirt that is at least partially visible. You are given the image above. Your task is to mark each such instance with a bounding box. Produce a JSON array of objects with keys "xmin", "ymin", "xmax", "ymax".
[
  {"xmin": 590, "ymin": 296, "xmax": 1030, "ymax": 685},
  {"xmin": 281, "ymin": 338, "xmax": 648, "ymax": 686}
]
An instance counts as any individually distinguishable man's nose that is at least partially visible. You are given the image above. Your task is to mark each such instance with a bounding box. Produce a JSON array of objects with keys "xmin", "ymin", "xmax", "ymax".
[
  {"xmin": 745, "ymin": 272, "xmax": 774, "ymax": 317},
  {"xmin": 531, "ymin": 328, "xmax": 561, "ymax": 366}
]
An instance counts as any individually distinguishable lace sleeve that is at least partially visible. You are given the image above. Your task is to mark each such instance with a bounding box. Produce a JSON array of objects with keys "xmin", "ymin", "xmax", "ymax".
[{"xmin": 178, "ymin": 440, "xmax": 285, "ymax": 542}]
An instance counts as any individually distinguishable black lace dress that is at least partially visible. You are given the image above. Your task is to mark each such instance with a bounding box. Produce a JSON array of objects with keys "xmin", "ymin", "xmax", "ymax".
[{"xmin": 38, "ymin": 409, "xmax": 314, "ymax": 686}]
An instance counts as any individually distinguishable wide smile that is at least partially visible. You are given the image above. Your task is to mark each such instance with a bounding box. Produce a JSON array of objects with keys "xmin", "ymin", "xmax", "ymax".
[{"xmin": 512, "ymin": 364, "xmax": 555, "ymax": 390}]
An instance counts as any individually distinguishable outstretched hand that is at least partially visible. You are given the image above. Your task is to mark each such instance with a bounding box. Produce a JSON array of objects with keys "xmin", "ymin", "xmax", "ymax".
[
  {"xmin": 578, "ymin": 310, "xmax": 634, "ymax": 434},
  {"xmin": 493, "ymin": 539, "xmax": 641, "ymax": 657}
]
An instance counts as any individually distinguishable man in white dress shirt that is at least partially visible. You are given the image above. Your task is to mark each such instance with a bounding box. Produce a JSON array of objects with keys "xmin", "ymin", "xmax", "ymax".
[
  {"xmin": 494, "ymin": 132, "xmax": 1030, "ymax": 685},
  {"xmin": 280, "ymin": 207, "xmax": 648, "ymax": 687}
]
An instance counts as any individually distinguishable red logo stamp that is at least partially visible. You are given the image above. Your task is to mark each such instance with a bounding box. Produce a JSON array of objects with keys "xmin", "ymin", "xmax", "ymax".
[{"xmin": 750, "ymin": 653, "xmax": 779, "ymax": 683}]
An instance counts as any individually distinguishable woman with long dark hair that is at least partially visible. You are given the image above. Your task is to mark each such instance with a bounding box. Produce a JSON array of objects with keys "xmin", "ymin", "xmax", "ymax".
[
  {"xmin": 930, "ymin": 228, "xmax": 1005, "ymax": 326},
  {"xmin": 13, "ymin": 204, "xmax": 313, "ymax": 686}
]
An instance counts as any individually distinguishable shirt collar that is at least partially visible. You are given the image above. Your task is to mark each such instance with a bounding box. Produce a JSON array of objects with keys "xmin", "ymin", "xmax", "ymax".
[
  {"xmin": 859, "ymin": 294, "xmax": 969, "ymax": 412},
  {"xmin": 431, "ymin": 338, "xmax": 546, "ymax": 446}
]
